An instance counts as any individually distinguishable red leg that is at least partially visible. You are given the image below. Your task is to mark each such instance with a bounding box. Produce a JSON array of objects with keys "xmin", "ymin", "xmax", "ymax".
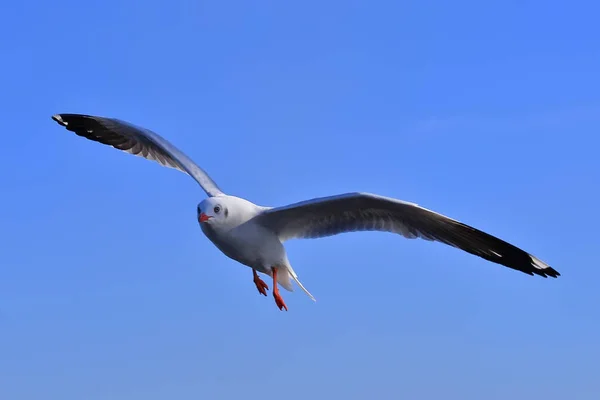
[
  {"xmin": 253, "ymin": 269, "xmax": 269, "ymax": 296},
  {"xmin": 272, "ymin": 267, "xmax": 288, "ymax": 311}
]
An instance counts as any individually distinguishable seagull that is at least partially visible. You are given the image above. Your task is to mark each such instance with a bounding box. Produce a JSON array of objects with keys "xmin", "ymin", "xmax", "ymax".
[{"xmin": 51, "ymin": 113, "xmax": 560, "ymax": 311}]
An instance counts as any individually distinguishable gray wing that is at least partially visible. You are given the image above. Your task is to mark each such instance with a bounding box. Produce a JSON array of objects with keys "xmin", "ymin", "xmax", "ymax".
[
  {"xmin": 51, "ymin": 113, "xmax": 223, "ymax": 197},
  {"xmin": 256, "ymin": 192, "xmax": 559, "ymax": 278}
]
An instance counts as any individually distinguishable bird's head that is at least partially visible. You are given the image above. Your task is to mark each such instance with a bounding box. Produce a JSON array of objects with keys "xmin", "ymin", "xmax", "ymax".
[{"xmin": 197, "ymin": 197, "xmax": 230, "ymax": 227}]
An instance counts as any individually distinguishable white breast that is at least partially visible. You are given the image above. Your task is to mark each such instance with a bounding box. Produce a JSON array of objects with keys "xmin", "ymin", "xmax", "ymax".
[{"xmin": 200, "ymin": 195, "xmax": 288, "ymax": 273}]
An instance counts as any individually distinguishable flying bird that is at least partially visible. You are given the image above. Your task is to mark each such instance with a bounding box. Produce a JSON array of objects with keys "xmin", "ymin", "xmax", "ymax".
[{"xmin": 51, "ymin": 113, "xmax": 560, "ymax": 311}]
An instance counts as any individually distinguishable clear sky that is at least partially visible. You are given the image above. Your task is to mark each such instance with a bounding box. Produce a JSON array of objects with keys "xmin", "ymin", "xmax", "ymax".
[{"xmin": 1, "ymin": 1, "xmax": 600, "ymax": 399}]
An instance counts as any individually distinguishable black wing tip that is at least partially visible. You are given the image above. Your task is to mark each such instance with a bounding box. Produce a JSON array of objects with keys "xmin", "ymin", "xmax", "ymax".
[
  {"xmin": 51, "ymin": 113, "xmax": 103, "ymax": 134},
  {"xmin": 529, "ymin": 266, "xmax": 560, "ymax": 279},
  {"xmin": 51, "ymin": 113, "xmax": 86, "ymax": 128},
  {"xmin": 52, "ymin": 113, "xmax": 100, "ymax": 125},
  {"xmin": 51, "ymin": 114, "xmax": 67, "ymax": 126}
]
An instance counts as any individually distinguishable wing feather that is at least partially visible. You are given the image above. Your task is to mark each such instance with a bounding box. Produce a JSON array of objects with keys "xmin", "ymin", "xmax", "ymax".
[
  {"xmin": 256, "ymin": 192, "xmax": 559, "ymax": 278},
  {"xmin": 51, "ymin": 113, "xmax": 223, "ymax": 197}
]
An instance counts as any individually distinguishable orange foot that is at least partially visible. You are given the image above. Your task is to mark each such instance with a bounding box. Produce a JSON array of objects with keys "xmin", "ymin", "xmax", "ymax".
[
  {"xmin": 271, "ymin": 267, "xmax": 288, "ymax": 311},
  {"xmin": 273, "ymin": 291, "xmax": 288, "ymax": 311},
  {"xmin": 253, "ymin": 269, "xmax": 269, "ymax": 296}
]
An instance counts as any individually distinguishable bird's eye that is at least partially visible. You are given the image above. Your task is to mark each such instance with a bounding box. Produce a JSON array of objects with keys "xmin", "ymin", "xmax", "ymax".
[{"xmin": 214, "ymin": 206, "xmax": 221, "ymax": 214}]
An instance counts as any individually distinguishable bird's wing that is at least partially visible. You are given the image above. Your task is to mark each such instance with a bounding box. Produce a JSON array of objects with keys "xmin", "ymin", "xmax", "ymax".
[
  {"xmin": 51, "ymin": 113, "xmax": 224, "ymax": 197},
  {"xmin": 256, "ymin": 192, "xmax": 559, "ymax": 278}
]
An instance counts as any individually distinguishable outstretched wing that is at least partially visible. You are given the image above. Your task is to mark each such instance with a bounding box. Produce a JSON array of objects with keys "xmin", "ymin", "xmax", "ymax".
[
  {"xmin": 256, "ymin": 192, "xmax": 559, "ymax": 278},
  {"xmin": 51, "ymin": 113, "xmax": 223, "ymax": 197}
]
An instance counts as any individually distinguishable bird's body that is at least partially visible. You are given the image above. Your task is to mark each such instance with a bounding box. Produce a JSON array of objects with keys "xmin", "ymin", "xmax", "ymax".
[
  {"xmin": 197, "ymin": 195, "xmax": 311, "ymax": 297},
  {"xmin": 198, "ymin": 197, "xmax": 279, "ymax": 273},
  {"xmin": 51, "ymin": 113, "xmax": 560, "ymax": 311}
]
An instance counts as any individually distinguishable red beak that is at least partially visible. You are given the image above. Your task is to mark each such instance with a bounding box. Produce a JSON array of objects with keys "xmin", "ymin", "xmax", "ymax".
[{"xmin": 199, "ymin": 213, "xmax": 211, "ymax": 223}]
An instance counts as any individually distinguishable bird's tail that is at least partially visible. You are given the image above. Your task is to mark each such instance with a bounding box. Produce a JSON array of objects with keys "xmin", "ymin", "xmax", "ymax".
[{"xmin": 277, "ymin": 264, "xmax": 316, "ymax": 302}]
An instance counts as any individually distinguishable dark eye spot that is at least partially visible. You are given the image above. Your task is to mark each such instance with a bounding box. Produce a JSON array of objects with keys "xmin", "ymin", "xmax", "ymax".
[
  {"xmin": 224, "ymin": 208, "xmax": 229, "ymax": 218},
  {"xmin": 214, "ymin": 206, "xmax": 221, "ymax": 214}
]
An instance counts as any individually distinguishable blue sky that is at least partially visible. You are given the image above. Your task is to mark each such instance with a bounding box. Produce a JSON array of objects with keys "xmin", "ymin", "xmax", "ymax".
[{"xmin": 1, "ymin": 1, "xmax": 600, "ymax": 399}]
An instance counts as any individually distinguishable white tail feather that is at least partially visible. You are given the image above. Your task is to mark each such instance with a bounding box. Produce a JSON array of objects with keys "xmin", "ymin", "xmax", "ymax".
[
  {"xmin": 286, "ymin": 265, "xmax": 316, "ymax": 301},
  {"xmin": 274, "ymin": 267, "xmax": 294, "ymax": 292},
  {"xmin": 269, "ymin": 265, "xmax": 316, "ymax": 301}
]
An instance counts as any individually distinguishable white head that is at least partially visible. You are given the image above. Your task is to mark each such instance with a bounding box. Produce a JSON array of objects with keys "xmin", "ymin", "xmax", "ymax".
[
  {"xmin": 197, "ymin": 196, "xmax": 230, "ymax": 227},
  {"xmin": 197, "ymin": 195, "xmax": 260, "ymax": 229}
]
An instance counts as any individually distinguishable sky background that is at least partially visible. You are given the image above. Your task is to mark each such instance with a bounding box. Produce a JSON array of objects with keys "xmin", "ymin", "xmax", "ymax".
[{"xmin": 1, "ymin": 1, "xmax": 600, "ymax": 399}]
